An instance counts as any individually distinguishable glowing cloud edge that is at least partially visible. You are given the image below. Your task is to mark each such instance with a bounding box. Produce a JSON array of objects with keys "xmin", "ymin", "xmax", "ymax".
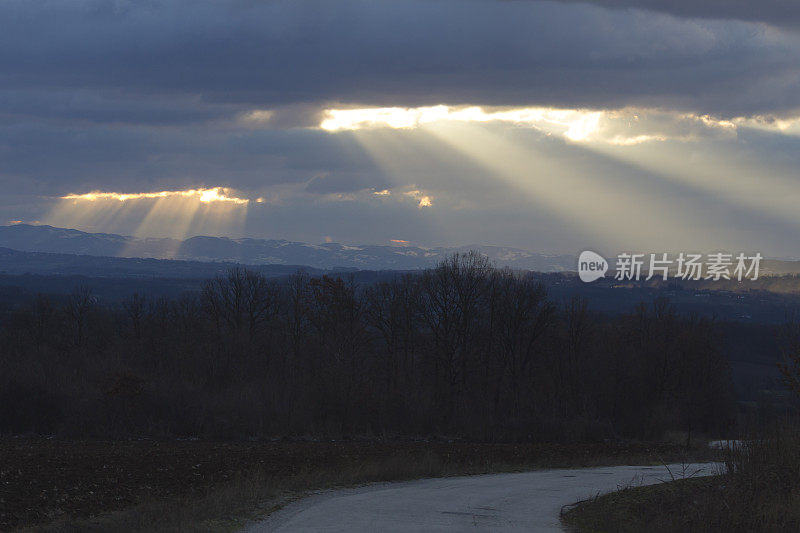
[{"xmin": 61, "ymin": 187, "xmax": 249, "ymax": 205}]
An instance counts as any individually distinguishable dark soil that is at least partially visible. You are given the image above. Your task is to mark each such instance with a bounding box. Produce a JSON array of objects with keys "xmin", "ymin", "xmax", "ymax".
[{"xmin": 0, "ymin": 438, "xmax": 692, "ymax": 530}]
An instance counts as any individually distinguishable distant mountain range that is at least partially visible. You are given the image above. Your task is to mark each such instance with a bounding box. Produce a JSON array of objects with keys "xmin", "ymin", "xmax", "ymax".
[
  {"xmin": 0, "ymin": 224, "xmax": 576, "ymax": 271},
  {"xmin": 0, "ymin": 247, "xmax": 327, "ymax": 279}
]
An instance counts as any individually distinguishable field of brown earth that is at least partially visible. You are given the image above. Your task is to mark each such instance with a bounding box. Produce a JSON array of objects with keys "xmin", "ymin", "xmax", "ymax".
[{"xmin": 0, "ymin": 438, "xmax": 705, "ymax": 531}]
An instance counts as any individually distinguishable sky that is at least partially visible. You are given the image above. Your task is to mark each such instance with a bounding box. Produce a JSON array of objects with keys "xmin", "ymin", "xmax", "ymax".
[{"xmin": 1, "ymin": 0, "xmax": 800, "ymax": 257}]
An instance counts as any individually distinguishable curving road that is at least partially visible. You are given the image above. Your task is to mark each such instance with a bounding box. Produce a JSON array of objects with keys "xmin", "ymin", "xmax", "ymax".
[{"xmin": 246, "ymin": 462, "xmax": 719, "ymax": 532}]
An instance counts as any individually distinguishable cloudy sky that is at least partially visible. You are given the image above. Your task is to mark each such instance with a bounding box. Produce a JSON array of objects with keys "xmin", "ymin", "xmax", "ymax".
[{"xmin": 2, "ymin": 0, "xmax": 800, "ymax": 257}]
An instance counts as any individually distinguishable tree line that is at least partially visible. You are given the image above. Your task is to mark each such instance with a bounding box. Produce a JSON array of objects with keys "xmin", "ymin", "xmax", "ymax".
[{"xmin": 0, "ymin": 252, "xmax": 734, "ymax": 440}]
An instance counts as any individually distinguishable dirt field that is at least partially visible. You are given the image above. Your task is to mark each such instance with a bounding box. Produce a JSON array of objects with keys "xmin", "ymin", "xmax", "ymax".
[{"xmin": 0, "ymin": 438, "xmax": 697, "ymax": 531}]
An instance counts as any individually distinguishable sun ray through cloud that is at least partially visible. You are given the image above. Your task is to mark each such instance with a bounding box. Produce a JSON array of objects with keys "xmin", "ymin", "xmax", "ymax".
[
  {"xmin": 420, "ymin": 120, "xmax": 726, "ymax": 252},
  {"xmin": 47, "ymin": 187, "xmax": 250, "ymax": 244},
  {"xmin": 581, "ymin": 138, "xmax": 800, "ymax": 231}
]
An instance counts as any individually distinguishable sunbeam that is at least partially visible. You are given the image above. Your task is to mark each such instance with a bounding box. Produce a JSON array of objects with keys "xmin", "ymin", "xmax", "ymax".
[
  {"xmin": 583, "ymin": 138, "xmax": 800, "ymax": 231},
  {"xmin": 47, "ymin": 187, "xmax": 250, "ymax": 245},
  {"xmin": 421, "ymin": 120, "xmax": 725, "ymax": 252}
]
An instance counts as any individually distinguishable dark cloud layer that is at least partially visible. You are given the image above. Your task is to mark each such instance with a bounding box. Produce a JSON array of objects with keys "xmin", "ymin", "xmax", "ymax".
[
  {"xmin": 555, "ymin": 0, "xmax": 800, "ymax": 28},
  {"xmin": 0, "ymin": 0, "xmax": 798, "ymax": 120},
  {"xmin": 2, "ymin": 0, "xmax": 800, "ymax": 255}
]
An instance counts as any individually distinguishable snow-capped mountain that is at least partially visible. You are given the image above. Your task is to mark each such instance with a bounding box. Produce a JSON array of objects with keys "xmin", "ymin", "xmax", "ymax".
[{"xmin": 0, "ymin": 224, "xmax": 576, "ymax": 271}]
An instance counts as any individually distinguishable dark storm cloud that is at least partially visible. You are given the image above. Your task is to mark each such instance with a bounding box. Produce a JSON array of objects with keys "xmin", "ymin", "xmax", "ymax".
[
  {"xmin": 0, "ymin": 120, "xmax": 384, "ymax": 194},
  {"xmin": 553, "ymin": 0, "xmax": 800, "ymax": 28},
  {"xmin": 0, "ymin": 0, "xmax": 798, "ymax": 121},
  {"xmin": 0, "ymin": 89, "xmax": 236, "ymax": 126},
  {"xmin": 2, "ymin": 0, "xmax": 800, "ymax": 255},
  {"xmin": 304, "ymin": 173, "xmax": 392, "ymax": 195}
]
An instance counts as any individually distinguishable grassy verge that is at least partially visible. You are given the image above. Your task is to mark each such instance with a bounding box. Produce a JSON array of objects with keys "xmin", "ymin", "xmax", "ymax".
[
  {"xmin": 562, "ymin": 476, "xmax": 725, "ymax": 532},
  {"xmin": 3, "ymin": 438, "xmax": 713, "ymax": 532},
  {"xmin": 563, "ymin": 433, "xmax": 800, "ymax": 532}
]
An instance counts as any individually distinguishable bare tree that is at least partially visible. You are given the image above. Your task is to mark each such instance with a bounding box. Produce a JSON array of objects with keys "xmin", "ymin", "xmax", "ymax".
[
  {"xmin": 64, "ymin": 284, "xmax": 95, "ymax": 348},
  {"xmin": 123, "ymin": 293, "xmax": 147, "ymax": 340},
  {"xmin": 201, "ymin": 268, "xmax": 278, "ymax": 338}
]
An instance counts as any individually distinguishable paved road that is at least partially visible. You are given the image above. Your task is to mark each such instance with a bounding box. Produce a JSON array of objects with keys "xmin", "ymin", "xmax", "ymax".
[{"xmin": 247, "ymin": 462, "xmax": 719, "ymax": 532}]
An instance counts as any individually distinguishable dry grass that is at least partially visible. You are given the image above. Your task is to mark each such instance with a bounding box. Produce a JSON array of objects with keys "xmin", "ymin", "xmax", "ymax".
[{"xmin": 563, "ymin": 429, "xmax": 800, "ymax": 532}]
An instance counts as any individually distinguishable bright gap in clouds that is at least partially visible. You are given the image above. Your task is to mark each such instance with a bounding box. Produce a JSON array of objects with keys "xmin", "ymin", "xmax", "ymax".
[
  {"xmin": 62, "ymin": 187, "xmax": 249, "ymax": 205},
  {"xmin": 49, "ymin": 187, "xmax": 250, "ymax": 243},
  {"xmin": 317, "ymin": 105, "xmax": 800, "ymax": 145},
  {"xmin": 318, "ymin": 103, "xmax": 800, "ymax": 253},
  {"xmin": 320, "ymin": 105, "xmax": 603, "ymax": 141}
]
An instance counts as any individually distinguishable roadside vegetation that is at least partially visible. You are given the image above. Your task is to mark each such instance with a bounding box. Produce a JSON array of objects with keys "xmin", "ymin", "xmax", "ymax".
[
  {"xmin": 564, "ymin": 327, "xmax": 800, "ymax": 532},
  {"xmin": 563, "ymin": 427, "xmax": 800, "ymax": 532}
]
